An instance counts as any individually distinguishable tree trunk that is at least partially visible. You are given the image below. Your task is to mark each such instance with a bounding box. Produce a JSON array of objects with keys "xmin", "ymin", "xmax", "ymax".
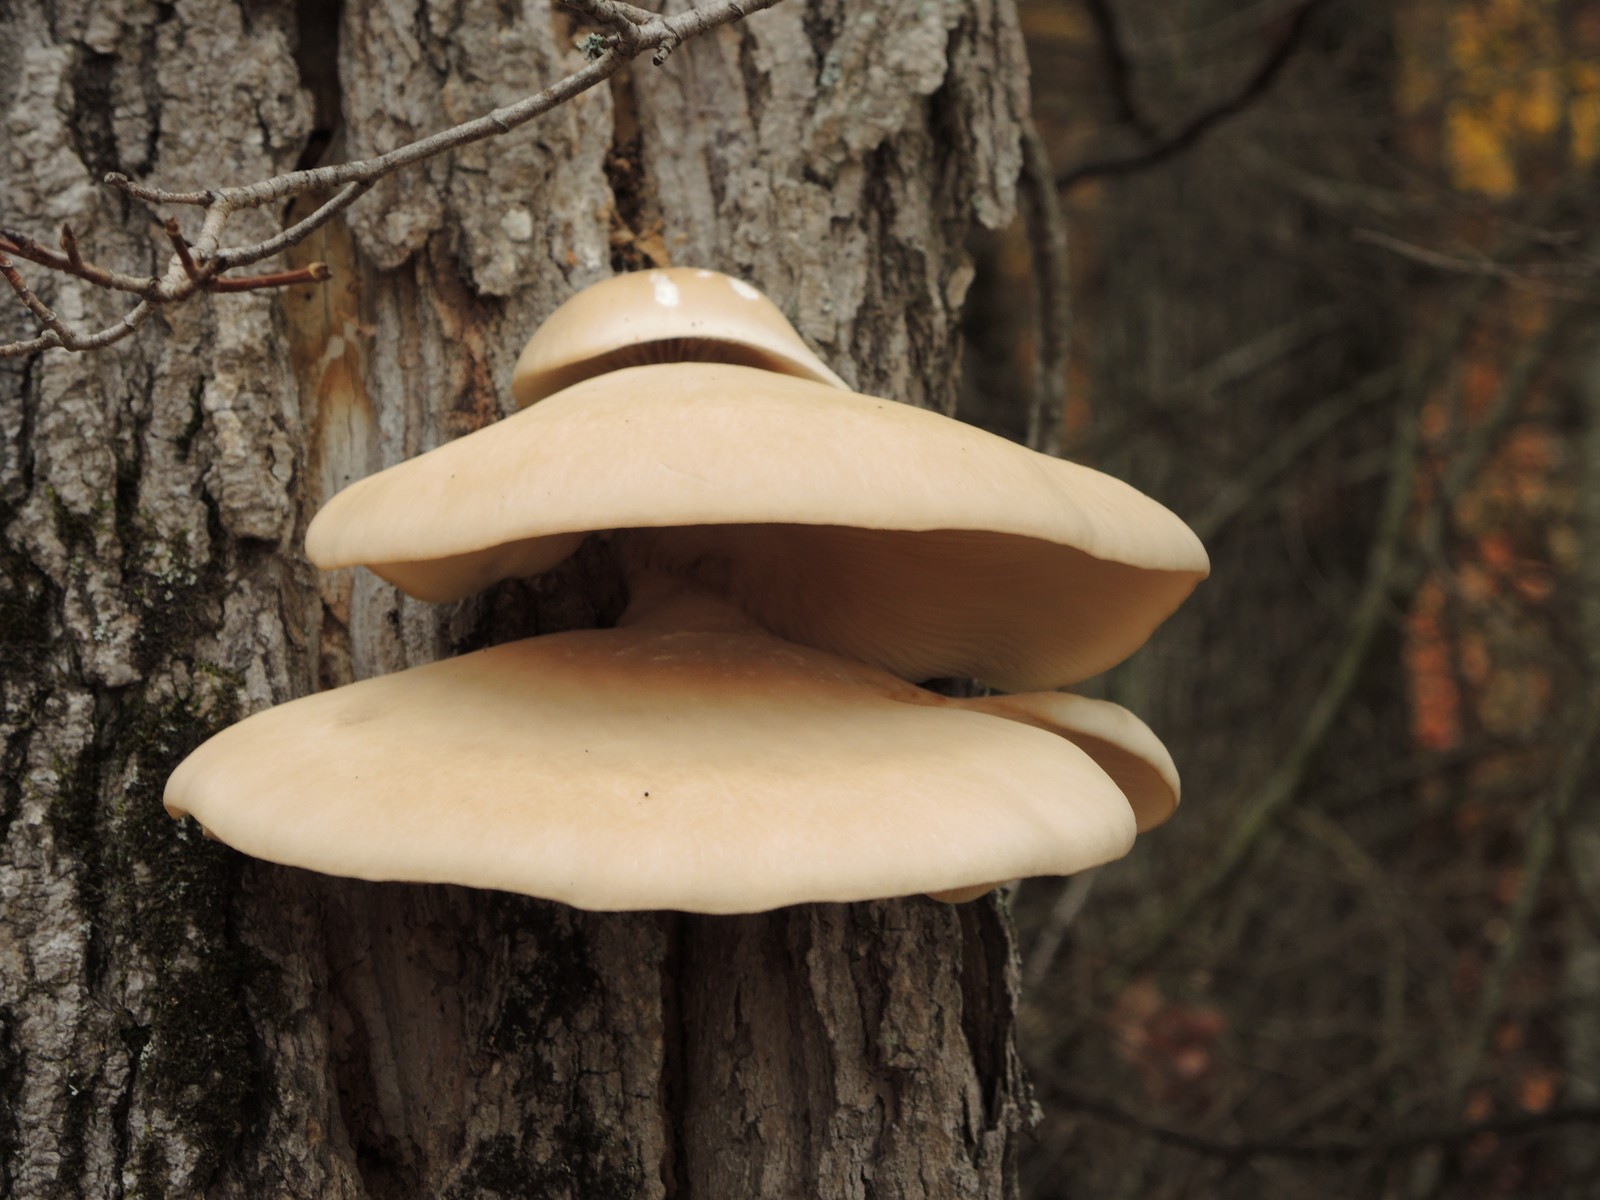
[{"xmin": 0, "ymin": 1, "xmax": 1036, "ymax": 1197}]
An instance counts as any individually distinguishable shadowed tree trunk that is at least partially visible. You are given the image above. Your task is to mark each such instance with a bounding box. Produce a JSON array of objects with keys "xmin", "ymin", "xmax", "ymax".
[{"xmin": 0, "ymin": 0, "xmax": 1040, "ymax": 1196}]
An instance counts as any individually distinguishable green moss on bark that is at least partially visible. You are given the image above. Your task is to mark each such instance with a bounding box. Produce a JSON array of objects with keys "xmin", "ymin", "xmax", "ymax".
[
  {"xmin": 0, "ymin": 1009, "xmax": 20, "ymax": 1199},
  {"xmin": 110, "ymin": 689, "xmax": 268, "ymax": 1189},
  {"xmin": 39, "ymin": 511, "xmax": 274, "ymax": 1195},
  {"xmin": 0, "ymin": 498, "xmax": 58, "ymax": 839},
  {"xmin": 486, "ymin": 898, "xmax": 601, "ymax": 1056},
  {"xmin": 449, "ymin": 1123, "xmax": 646, "ymax": 1200}
]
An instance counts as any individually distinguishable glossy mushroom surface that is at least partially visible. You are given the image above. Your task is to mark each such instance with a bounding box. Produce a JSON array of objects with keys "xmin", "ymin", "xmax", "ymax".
[{"xmin": 512, "ymin": 267, "xmax": 848, "ymax": 405}]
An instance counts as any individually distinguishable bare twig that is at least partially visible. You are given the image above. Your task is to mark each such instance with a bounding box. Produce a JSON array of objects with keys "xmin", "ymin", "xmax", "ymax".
[
  {"xmin": 1019, "ymin": 115, "xmax": 1070, "ymax": 456},
  {"xmin": 1445, "ymin": 688, "xmax": 1600, "ymax": 1100},
  {"xmin": 59, "ymin": 224, "xmax": 84, "ymax": 271},
  {"xmin": 1, "ymin": 226, "xmax": 158, "ymax": 295},
  {"xmin": 1, "ymin": 254, "xmax": 76, "ymax": 341},
  {"xmin": 1353, "ymin": 228, "xmax": 1600, "ymax": 281},
  {"xmin": 1083, "ymin": 0, "xmax": 1158, "ymax": 140},
  {"xmin": 1024, "ymin": 870, "xmax": 1098, "ymax": 988},
  {"xmin": 1032, "ymin": 1068, "xmax": 1600, "ymax": 1162},
  {"xmin": 1353, "ymin": 228, "xmax": 1600, "ymax": 307},
  {"xmin": 2, "ymin": 0, "xmax": 783, "ymax": 360},
  {"xmin": 1111, "ymin": 281, "xmax": 1494, "ymax": 977},
  {"xmin": 1057, "ymin": 0, "xmax": 1325, "ymax": 192},
  {"xmin": 207, "ymin": 263, "xmax": 333, "ymax": 293},
  {"xmin": 163, "ymin": 218, "xmax": 204, "ymax": 283}
]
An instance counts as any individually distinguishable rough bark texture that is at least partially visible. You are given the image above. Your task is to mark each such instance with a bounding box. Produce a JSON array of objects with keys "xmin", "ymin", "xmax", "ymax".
[{"xmin": 0, "ymin": 1, "xmax": 1035, "ymax": 1197}]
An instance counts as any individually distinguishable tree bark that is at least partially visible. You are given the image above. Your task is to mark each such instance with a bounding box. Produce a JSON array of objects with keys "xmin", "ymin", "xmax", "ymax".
[{"xmin": 0, "ymin": 1, "xmax": 1036, "ymax": 1197}]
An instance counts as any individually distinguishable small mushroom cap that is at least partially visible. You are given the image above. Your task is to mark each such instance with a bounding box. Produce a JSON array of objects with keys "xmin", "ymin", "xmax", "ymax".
[
  {"xmin": 306, "ymin": 364, "xmax": 1209, "ymax": 690},
  {"xmin": 923, "ymin": 691, "xmax": 1180, "ymax": 903},
  {"xmin": 512, "ymin": 268, "xmax": 848, "ymax": 406},
  {"xmin": 164, "ymin": 621, "xmax": 1147, "ymax": 914},
  {"xmin": 960, "ymin": 692, "xmax": 1180, "ymax": 832}
]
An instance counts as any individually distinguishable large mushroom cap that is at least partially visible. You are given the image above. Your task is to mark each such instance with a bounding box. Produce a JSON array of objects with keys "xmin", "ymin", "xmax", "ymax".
[
  {"xmin": 164, "ymin": 616, "xmax": 1155, "ymax": 913},
  {"xmin": 512, "ymin": 267, "xmax": 848, "ymax": 406},
  {"xmin": 306, "ymin": 363, "xmax": 1209, "ymax": 690}
]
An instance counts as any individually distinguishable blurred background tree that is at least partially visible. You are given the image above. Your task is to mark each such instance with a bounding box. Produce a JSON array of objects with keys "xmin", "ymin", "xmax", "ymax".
[{"xmin": 972, "ymin": 1, "xmax": 1600, "ymax": 1196}]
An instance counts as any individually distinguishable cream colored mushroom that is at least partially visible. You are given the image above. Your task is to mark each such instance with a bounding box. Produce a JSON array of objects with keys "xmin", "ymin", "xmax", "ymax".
[
  {"xmin": 165, "ymin": 584, "xmax": 1176, "ymax": 913},
  {"xmin": 512, "ymin": 267, "xmax": 849, "ymax": 405},
  {"xmin": 307, "ymin": 359, "xmax": 1208, "ymax": 691}
]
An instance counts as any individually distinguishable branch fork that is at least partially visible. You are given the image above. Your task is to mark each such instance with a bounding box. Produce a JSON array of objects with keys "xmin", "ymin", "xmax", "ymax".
[{"xmin": 2, "ymin": 0, "xmax": 781, "ymax": 360}]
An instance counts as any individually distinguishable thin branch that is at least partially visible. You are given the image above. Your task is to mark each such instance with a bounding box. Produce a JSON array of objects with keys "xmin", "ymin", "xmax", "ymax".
[
  {"xmin": 1019, "ymin": 115, "xmax": 1070, "ymax": 456},
  {"xmin": 59, "ymin": 224, "xmax": 84, "ymax": 271},
  {"xmin": 163, "ymin": 218, "xmax": 204, "ymax": 282},
  {"xmin": 104, "ymin": 174, "xmax": 211, "ymax": 207},
  {"xmin": 1, "ymin": 226, "xmax": 160, "ymax": 295},
  {"xmin": 1023, "ymin": 869, "xmax": 1097, "ymax": 988},
  {"xmin": 1445, "ymin": 688, "xmax": 1600, "ymax": 1099},
  {"xmin": 208, "ymin": 180, "xmax": 373, "ymax": 272},
  {"xmin": 1083, "ymin": 0, "xmax": 1158, "ymax": 139},
  {"xmin": 1034, "ymin": 1072, "xmax": 1600, "ymax": 1163},
  {"xmin": 1057, "ymin": 0, "xmax": 1325, "ymax": 191},
  {"xmin": 1353, "ymin": 228, "xmax": 1600, "ymax": 280},
  {"xmin": 1110, "ymin": 282, "xmax": 1494, "ymax": 977},
  {"xmin": 1353, "ymin": 227, "xmax": 1600, "ymax": 302},
  {"xmin": 1, "ymin": 254, "xmax": 76, "ymax": 341},
  {"xmin": 4, "ymin": 0, "xmax": 783, "ymax": 359},
  {"xmin": 1191, "ymin": 366, "xmax": 1399, "ymax": 541},
  {"xmin": 206, "ymin": 263, "xmax": 333, "ymax": 293}
]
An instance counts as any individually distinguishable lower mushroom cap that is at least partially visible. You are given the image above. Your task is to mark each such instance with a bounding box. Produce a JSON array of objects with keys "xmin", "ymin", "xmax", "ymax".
[{"xmin": 165, "ymin": 619, "xmax": 1152, "ymax": 914}]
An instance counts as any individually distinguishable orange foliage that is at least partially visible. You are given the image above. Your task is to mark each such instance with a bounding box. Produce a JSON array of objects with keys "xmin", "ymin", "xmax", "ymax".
[
  {"xmin": 1516, "ymin": 1066, "xmax": 1561, "ymax": 1114},
  {"xmin": 1110, "ymin": 978, "xmax": 1228, "ymax": 1108},
  {"xmin": 1406, "ymin": 578, "xmax": 1462, "ymax": 750},
  {"xmin": 1403, "ymin": 0, "xmax": 1600, "ymax": 194}
]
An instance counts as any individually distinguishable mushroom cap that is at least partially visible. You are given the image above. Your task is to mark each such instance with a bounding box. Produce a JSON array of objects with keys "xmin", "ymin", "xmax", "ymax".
[
  {"xmin": 512, "ymin": 268, "xmax": 849, "ymax": 406},
  {"xmin": 164, "ymin": 621, "xmax": 1148, "ymax": 913},
  {"xmin": 305, "ymin": 363, "xmax": 1209, "ymax": 690},
  {"xmin": 961, "ymin": 692, "xmax": 1179, "ymax": 832}
]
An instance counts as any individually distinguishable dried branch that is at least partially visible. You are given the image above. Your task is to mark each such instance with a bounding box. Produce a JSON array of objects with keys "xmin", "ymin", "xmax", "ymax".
[
  {"xmin": 1082, "ymin": 0, "xmax": 1158, "ymax": 140},
  {"xmin": 1, "ymin": 253, "xmax": 75, "ymax": 341},
  {"xmin": 1190, "ymin": 365, "xmax": 1399, "ymax": 542},
  {"xmin": 1033, "ymin": 1069, "xmax": 1600, "ymax": 1163},
  {"xmin": 1353, "ymin": 228, "xmax": 1600, "ymax": 301},
  {"xmin": 1019, "ymin": 115, "xmax": 1070, "ymax": 456},
  {"xmin": 1057, "ymin": 0, "xmax": 1325, "ymax": 192},
  {"xmin": 1023, "ymin": 869, "xmax": 1097, "ymax": 989},
  {"xmin": 2, "ymin": 0, "xmax": 784, "ymax": 361},
  {"xmin": 1, "ymin": 226, "xmax": 158, "ymax": 295},
  {"xmin": 1111, "ymin": 281, "xmax": 1495, "ymax": 977},
  {"xmin": 1445, "ymin": 688, "xmax": 1600, "ymax": 1100}
]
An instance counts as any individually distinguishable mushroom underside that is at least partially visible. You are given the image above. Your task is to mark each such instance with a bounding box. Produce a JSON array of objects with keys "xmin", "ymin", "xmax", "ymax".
[
  {"xmin": 521, "ymin": 338, "xmax": 836, "ymax": 405},
  {"xmin": 306, "ymin": 363, "xmax": 1208, "ymax": 689},
  {"xmin": 367, "ymin": 523, "xmax": 1201, "ymax": 692},
  {"xmin": 511, "ymin": 267, "xmax": 850, "ymax": 405}
]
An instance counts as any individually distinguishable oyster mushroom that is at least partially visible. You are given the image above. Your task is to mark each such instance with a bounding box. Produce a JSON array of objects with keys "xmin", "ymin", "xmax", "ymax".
[
  {"xmin": 513, "ymin": 266, "xmax": 849, "ymax": 403},
  {"xmin": 167, "ymin": 270, "xmax": 1205, "ymax": 912},
  {"xmin": 165, "ymin": 582, "xmax": 1173, "ymax": 913},
  {"xmin": 307, "ymin": 274, "xmax": 1207, "ymax": 691}
]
